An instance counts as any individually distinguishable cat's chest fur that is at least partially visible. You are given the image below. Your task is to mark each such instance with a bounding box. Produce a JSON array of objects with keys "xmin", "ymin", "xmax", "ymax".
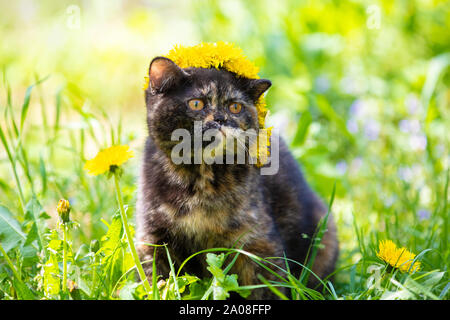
[{"xmin": 136, "ymin": 139, "xmax": 264, "ymax": 246}]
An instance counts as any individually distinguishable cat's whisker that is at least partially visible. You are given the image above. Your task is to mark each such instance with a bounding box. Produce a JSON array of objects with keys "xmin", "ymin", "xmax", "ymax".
[{"xmin": 223, "ymin": 128, "xmax": 252, "ymax": 162}]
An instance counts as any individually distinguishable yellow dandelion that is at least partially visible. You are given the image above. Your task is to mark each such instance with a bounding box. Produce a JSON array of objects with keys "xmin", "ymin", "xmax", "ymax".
[
  {"xmin": 83, "ymin": 145, "xmax": 134, "ymax": 176},
  {"xmin": 377, "ymin": 240, "xmax": 421, "ymax": 274},
  {"xmin": 143, "ymin": 76, "xmax": 149, "ymax": 90}
]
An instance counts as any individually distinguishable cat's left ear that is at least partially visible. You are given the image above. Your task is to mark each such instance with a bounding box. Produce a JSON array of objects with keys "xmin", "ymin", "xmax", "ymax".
[
  {"xmin": 247, "ymin": 79, "xmax": 272, "ymax": 101},
  {"xmin": 148, "ymin": 57, "xmax": 187, "ymax": 94}
]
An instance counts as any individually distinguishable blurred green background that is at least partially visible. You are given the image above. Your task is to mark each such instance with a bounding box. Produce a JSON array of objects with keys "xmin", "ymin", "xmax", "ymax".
[{"xmin": 0, "ymin": 0, "xmax": 449, "ymax": 298}]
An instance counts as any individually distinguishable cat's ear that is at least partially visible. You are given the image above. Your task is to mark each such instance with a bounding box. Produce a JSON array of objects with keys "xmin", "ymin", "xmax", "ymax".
[
  {"xmin": 148, "ymin": 57, "xmax": 187, "ymax": 93},
  {"xmin": 247, "ymin": 79, "xmax": 272, "ymax": 101}
]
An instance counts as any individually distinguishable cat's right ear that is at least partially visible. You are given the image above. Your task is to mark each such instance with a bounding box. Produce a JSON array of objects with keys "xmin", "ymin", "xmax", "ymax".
[{"xmin": 148, "ymin": 57, "xmax": 187, "ymax": 94}]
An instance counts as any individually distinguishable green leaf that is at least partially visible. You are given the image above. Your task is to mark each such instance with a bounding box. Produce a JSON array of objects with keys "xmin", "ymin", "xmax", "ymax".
[
  {"xmin": 421, "ymin": 53, "xmax": 450, "ymax": 111},
  {"xmin": 439, "ymin": 282, "xmax": 450, "ymax": 299},
  {"xmin": 24, "ymin": 222, "xmax": 39, "ymax": 247},
  {"xmin": 223, "ymin": 274, "xmax": 239, "ymax": 291},
  {"xmin": 0, "ymin": 205, "xmax": 25, "ymax": 253},
  {"xmin": 164, "ymin": 246, "xmax": 181, "ymax": 300},
  {"xmin": 13, "ymin": 278, "xmax": 35, "ymax": 300},
  {"xmin": 99, "ymin": 213, "xmax": 123, "ymax": 256},
  {"xmin": 292, "ymin": 111, "xmax": 312, "ymax": 146},
  {"xmin": 420, "ymin": 270, "xmax": 445, "ymax": 288},
  {"xmin": 176, "ymin": 274, "xmax": 200, "ymax": 294},
  {"xmin": 119, "ymin": 282, "xmax": 141, "ymax": 300},
  {"xmin": 42, "ymin": 253, "xmax": 61, "ymax": 297},
  {"xmin": 152, "ymin": 246, "xmax": 160, "ymax": 300},
  {"xmin": 19, "ymin": 243, "xmax": 38, "ymax": 267},
  {"xmin": 0, "ymin": 124, "xmax": 13, "ymax": 163},
  {"xmin": 206, "ymin": 253, "xmax": 226, "ymax": 281},
  {"xmin": 314, "ymin": 95, "xmax": 355, "ymax": 144},
  {"xmin": 24, "ymin": 197, "xmax": 48, "ymax": 252},
  {"xmin": 48, "ymin": 239, "xmax": 62, "ymax": 252},
  {"xmin": 39, "ymin": 155, "xmax": 47, "ymax": 195},
  {"xmin": 206, "ymin": 252, "xmax": 225, "ymax": 268},
  {"xmin": 300, "ymin": 182, "xmax": 336, "ymax": 286},
  {"xmin": 205, "ymin": 253, "xmax": 244, "ymax": 300},
  {"xmin": 19, "ymin": 85, "xmax": 33, "ymax": 133},
  {"xmin": 211, "ymin": 280, "xmax": 228, "ymax": 300},
  {"xmin": 257, "ymin": 274, "xmax": 289, "ymax": 300},
  {"xmin": 185, "ymin": 279, "xmax": 209, "ymax": 300},
  {"xmin": 19, "ymin": 75, "xmax": 49, "ymax": 132}
]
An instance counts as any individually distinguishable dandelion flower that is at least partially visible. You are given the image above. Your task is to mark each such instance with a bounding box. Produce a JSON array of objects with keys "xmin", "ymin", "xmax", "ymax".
[
  {"xmin": 83, "ymin": 144, "xmax": 150, "ymax": 293},
  {"xmin": 377, "ymin": 240, "xmax": 421, "ymax": 274},
  {"xmin": 165, "ymin": 41, "xmax": 259, "ymax": 80},
  {"xmin": 83, "ymin": 145, "xmax": 134, "ymax": 176}
]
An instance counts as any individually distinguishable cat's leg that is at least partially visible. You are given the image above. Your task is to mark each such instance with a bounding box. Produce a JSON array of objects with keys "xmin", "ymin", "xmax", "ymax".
[
  {"xmin": 136, "ymin": 237, "xmax": 171, "ymax": 284},
  {"xmin": 231, "ymin": 238, "xmax": 285, "ymax": 300}
]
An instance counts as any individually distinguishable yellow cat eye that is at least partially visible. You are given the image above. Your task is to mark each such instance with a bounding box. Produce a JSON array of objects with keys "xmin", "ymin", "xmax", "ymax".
[
  {"xmin": 229, "ymin": 102, "xmax": 242, "ymax": 114},
  {"xmin": 188, "ymin": 99, "xmax": 204, "ymax": 111}
]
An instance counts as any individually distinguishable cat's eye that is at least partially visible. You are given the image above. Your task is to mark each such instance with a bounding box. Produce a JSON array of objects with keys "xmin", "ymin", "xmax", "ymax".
[
  {"xmin": 229, "ymin": 102, "xmax": 242, "ymax": 114},
  {"xmin": 188, "ymin": 99, "xmax": 204, "ymax": 111}
]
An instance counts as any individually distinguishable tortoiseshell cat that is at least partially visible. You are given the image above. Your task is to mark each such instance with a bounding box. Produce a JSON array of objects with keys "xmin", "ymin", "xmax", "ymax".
[{"xmin": 136, "ymin": 56, "xmax": 338, "ymax": 299}]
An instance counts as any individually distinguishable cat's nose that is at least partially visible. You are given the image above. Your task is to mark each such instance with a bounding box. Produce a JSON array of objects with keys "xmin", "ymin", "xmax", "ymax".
[
  {"xmin": 214, "ymin": 114, "xmax": 226, "ymax": 125},
  {"xmin": 204, "ymin": 113, "xmax": 226, "ymax": 131},
  {"xmin": 204, "ymin": 120, "xmax": 220, "ymax": 131}
]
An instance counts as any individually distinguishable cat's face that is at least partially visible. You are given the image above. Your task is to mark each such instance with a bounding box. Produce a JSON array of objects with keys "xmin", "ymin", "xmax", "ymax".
[{"xmin": 145, "ymin": 57, "xmax": 271, "ymax": 157}]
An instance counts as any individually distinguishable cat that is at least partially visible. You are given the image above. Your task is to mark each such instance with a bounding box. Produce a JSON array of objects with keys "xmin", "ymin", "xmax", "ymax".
[{"xmin": 135, "ymin": 56, "xmax": 339, "ymax": 299}]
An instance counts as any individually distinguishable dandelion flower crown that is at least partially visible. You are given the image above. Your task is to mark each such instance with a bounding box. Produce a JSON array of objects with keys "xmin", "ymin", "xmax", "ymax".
[{"xmin": 144, "ymin": 41, "xmax": 270, "ymax": 132}]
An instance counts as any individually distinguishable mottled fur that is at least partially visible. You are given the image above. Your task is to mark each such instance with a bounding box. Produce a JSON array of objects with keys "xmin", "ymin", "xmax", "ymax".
[{"xmin": 136, "ymin": 57, "xmax": 338, "ymax": 299}]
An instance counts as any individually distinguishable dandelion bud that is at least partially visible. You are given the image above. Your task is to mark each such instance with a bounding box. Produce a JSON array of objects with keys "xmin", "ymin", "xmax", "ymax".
[
  {"xmin": 57, "ymin": 199, "xmax": 71, "ymax": 224},
  {"xmin": 67, "ymin": 279, "xmax": 77, "ymax": 293},
  {"xmin": 157, "ymin": 279, "xmax": 166, "ymax": 290}
]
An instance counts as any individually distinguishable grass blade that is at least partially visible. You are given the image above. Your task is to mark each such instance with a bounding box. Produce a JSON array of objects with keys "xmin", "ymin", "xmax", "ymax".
[{"xmin": 300, "ymin": 182, "xmax": 336, "ymax": 285}]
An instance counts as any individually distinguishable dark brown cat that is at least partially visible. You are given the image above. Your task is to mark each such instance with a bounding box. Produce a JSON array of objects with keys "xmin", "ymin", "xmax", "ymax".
[{"xmin": 136, "ymin": 56, "xmax": 338, "ymax": 299}]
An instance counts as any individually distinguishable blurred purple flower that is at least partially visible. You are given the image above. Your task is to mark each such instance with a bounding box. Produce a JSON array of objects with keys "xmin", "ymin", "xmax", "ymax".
[
  {"xmin": 399, "ymin": 119, "xmax": 409, "ymax": 133},
  {"xmin": 399, "ymin": 119, "xmax": 421, "ymax": 134},
  {"xmin": 364, "ymin": 119, "xmax": 380, "ymax": 141},
  {"xmin": 350, "ymin": 157, "xmax": 363, "ymax": 174},
  {"xmin": 340, "ymin": 76, "xmax": 356, "ymax": 95},
  {"xmin": 347, "ymin": 119, "xmax": 358, "ymax": 133},
  {"xmin": 349, "ymin": 99, "xmax": 365, "ymax": 119},
  {"xmin": 417, "ymin": 209, "xmax": 431, "ymax": 221},
  {"xmin": 398, "ymin": 166, "xmax": 413, "ymax": 182},
  {"xmin": 405, "ymin": 94, "xmax": 421, "ymax": 115},
  {"xmin": 336, "ymin": 160, "xmax": 348, "ymax": 175},
  {"xmin": 409, "ymin": 134, "xmax": 427, "ymax": 151},
  {"xmin": 315, "ymin": 75, "xmax": 330, "ymax": 93},
  {"xmin": 383, "ymin": 195, "xmax": 396, "ymax": 208}
]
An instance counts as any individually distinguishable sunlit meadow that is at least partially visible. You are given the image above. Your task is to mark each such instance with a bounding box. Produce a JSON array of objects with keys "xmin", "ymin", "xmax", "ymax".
[{"xmin": 0, "ymin": 0, "xmax": 449, "ymax": 300}]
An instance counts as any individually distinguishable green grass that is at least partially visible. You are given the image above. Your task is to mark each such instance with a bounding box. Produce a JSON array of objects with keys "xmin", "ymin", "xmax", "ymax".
[
  {"xmin": 0, "ymin": 0, "xmax": 449, "ymax": 300},
  {"xmin": 0, "ymin": 81, "xmax": 447, "ymax": 299}
]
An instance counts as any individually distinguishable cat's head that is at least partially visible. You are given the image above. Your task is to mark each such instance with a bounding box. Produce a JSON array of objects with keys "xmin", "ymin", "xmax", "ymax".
[{"xmin": 144, "ymin": 56, "xmax": 271, "ymax": 159}]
